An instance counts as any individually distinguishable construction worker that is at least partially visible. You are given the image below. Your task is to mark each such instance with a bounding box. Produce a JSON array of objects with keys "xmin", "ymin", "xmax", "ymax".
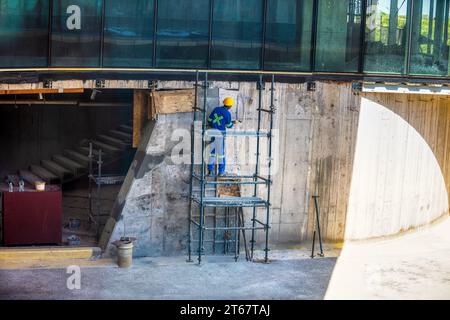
[{"xmin": 207, "ymin": 97, "xmax": 240, "ymax": 176}]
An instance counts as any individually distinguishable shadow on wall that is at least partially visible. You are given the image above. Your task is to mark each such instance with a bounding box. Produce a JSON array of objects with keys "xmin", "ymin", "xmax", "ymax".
[{"xmin": 345, "ymin": 97, "xmax": 449, "ymax": 240}]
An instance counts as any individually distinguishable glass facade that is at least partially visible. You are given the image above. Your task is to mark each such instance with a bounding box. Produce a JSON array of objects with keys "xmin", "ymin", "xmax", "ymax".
[
  {"xmin": 211, "ymin": 0, "xmax": 264, "ymax": 69},
  {"xmin": 1, "ymin": 0, "xmax": 450, "ymax": 78},
  {"xmin": 364, "ymin": 0, "xmax": 409, "ymax": 74},
  {"xmin": 0, "ymin": 0, "xmax": 49, "ymax": 67},
  {"xmin": 264, "ymin": 0, "xmax": 313, "ymax": 71},
  {"xmin": 409, "ymin": 0, "xmax": 450, "ymax": 76},
  {"xmin": 315, "ymin": 0, "xmax": 362, "ymax": 72},
  {"xmin": 51, "ymin": 0, "xmax": 102, "ymax": 67},
  {"xmin": 156, "ymin": 0, "xmax": 209, "ymax": 68},
  {"xmin": 103, "ymin": 0, "xmax": 154, "ymax": 68}
]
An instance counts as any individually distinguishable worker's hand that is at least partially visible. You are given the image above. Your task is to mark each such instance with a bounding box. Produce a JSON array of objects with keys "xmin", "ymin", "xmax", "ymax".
[{"xmin": 234, "ymin": 120, "xmax": 241, "ymax": 125}]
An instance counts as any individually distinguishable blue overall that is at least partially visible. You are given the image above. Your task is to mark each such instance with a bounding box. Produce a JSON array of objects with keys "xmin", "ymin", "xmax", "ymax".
[{"xmin": 207, "ymin": 106, "xmax": 233, "ymax": 175}]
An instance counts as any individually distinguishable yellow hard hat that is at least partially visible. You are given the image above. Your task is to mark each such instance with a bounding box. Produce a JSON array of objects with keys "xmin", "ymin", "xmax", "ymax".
[{"xmin": 223, "ymin": 97, "xmax": 234, "ymax": 107}]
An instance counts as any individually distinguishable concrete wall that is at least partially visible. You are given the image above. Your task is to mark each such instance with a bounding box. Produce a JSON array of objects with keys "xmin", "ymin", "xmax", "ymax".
[
  {"xmin": 101, "ymin": 81, "xmax": 361, "ymax": 257},
  {"xmin": 100, "ymin": 81, "xmax": 450, "ymax": 257},
  {"xmin": 344, "ymin": 93, "xmax": 450, "ymax": 240}
]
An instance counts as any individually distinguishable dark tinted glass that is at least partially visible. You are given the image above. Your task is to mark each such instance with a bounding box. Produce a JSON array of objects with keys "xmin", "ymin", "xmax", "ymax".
[
  {"xmin": 51, "ymin": 0, "xmax": 102, "ymax": 67},
  {"xmin": 315, "ymin": 0, "xmax": 362, "ymax": 72},
  {"xmin": 364, "ymin": 0, "xmax": 409, "ymax": 74},
  {"xmin": 409, "ymin": 0, "xmax": 450, "ymax": 76},
  {"xmin": 264, "ymin": 0, "xmax": 313, "ymax": 71},
  {"xmin": 156, "ymin": 0, "xmax": 209, "ymax": 68},
  {"xmin": 103, "ymin": 0, "xmax": 154, "ymax": 68},
  {"xmin": 0, "ymin": 0, "xmax": 49, "ymax": 67},
  {"xmin": 211, "ymin": 0, "xmax": 264, "ymax": 70}
]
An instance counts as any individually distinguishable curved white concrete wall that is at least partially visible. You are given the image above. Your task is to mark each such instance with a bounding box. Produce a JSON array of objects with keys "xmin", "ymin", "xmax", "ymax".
[{"xmin": 345, "ymin": 97, "xmax": 449, "ymax": 240}]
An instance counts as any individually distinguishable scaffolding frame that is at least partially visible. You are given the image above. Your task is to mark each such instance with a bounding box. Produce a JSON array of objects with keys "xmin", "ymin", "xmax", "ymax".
[
  {"xmin": 88, "ymin": 143, "xmax": 126, "ymax": 241},
  {"xmin": 188, "ymin": 71, "xmax": 275, "ymax": 264}
]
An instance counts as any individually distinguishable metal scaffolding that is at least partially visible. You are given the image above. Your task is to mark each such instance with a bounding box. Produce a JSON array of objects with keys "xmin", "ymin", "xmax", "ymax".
[{"xmin": 188, "ymin": 72, "xmax": 275, "ymax": 264}]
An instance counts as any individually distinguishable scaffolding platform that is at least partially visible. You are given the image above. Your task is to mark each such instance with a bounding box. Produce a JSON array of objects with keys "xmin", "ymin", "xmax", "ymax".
[
  {"xmin": 192, "ymin": 196, "xmax": 268, "ymax": 208},
  {"xmin": 196, "ymin": 129, "xmax": 271, "ymax": 137},
  {"xmin": 188, "ymin": 72, "xmax": 275, "ymax": 264}
]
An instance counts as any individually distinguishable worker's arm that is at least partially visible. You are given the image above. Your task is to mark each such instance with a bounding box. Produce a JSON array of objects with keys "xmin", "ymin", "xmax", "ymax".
[
  {"xmin": 207, "ymin": 110, "xmax": 214, "ymax": 127},
  {"xmin": 225, "ymin": 111, "xmax": 234, "ymax": 129}
]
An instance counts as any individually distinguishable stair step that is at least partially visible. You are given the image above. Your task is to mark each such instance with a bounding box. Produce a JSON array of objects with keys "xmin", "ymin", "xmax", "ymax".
[
  {"xmin": 97, "ymin": 134, "xmax": 130, "ymax": 149},
  {"xmin": 29, "ymin": 165, "xmax": 60, "ymax": 184},
  {"xmin": 90, "ymin": 140, "xmax": 121, "ymax": 154},
  {"xmin": 109, "ymin": 130, "xmax": 132, "ymax": 142},
  {"xmin": 19, "ymin": 170, "xmax": 42, "ymax": 186},
  {"xmin": 64, "ymin": 149, "xmax": 91, "ymax": 166},
  {"xmin": 118, "ymin": 124, "xmax": 133, "ymax": 134},
  {"xmin": 53, "ymin": 155, "xmax": 85, "ymax": 175},
  {"xmin": 41, "ymin": 160, "xmax": 74, "ymax": 180}
]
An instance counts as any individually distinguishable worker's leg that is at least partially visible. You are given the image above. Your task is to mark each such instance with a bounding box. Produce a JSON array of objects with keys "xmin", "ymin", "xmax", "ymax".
[
  {"xmin": 218, "ymin": 137, "xmax": 226, "ymax": 175},
  {"xmin": 207, "ymin": 139, "xmax": 216, "ymax": 174}
]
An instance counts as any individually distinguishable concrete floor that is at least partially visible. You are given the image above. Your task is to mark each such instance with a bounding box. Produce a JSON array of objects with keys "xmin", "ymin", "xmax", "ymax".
[
  {"xmin": 0, "ymin": 250, "xmax": 336, "ymax": 300},
  {"xmin": 325, "ymin": 217, "xmax": 450, "ymax": 300},
  {"xmin": 1, "ymin": 218, "xmax": 450, "ymax": 300}
]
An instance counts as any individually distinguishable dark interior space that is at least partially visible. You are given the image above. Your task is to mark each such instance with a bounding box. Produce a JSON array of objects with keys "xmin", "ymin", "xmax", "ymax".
[{"xmin": 0, "ymin": 89, "xmax": 136, "ymax": 247}]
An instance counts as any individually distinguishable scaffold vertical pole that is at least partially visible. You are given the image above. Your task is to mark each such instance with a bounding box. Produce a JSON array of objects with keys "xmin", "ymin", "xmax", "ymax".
[
  {"xmin": 264, "ymin": 74, "xmax": 275, "ymax": 263},
  {"xmin": 250, "ymin": 74, "xmax": 264, "ymax": 260},
  {"xmin": 197, "ymin": 71, "xmax": 208, "ymax": 264},
  {"xmin": 187, "ymin": 71, "xmax": 199, "ymax": 263}
]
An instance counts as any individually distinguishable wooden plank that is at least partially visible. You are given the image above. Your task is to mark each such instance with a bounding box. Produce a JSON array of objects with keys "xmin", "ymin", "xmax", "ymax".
[
  {"xmin": 152, "ymin": 89, "xmax": 195, "ymax": 115},
  {"xmin": 133, "ymin": 90, "xmax": 148, "ymax": 148}
]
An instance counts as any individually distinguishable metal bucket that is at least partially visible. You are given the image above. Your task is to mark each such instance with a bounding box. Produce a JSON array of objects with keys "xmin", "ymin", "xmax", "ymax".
[
  {"xmin": 35, "ymin": 181, "xmax": 46, "ymax": 191},
  {"xmin": 117, "ymin": 241, "xmax": 134, "ymax": 268}
]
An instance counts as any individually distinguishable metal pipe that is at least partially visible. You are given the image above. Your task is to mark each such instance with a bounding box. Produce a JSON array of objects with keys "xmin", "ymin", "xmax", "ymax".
[
  {"xmin": 0, "ymin": 101, "xmax": 131, "ymax": 107},
  {"xmin": 264, "ymin": 74, "xmax": 275, "ymax": 263},
  {"xmin": 187, "ymin": 71, "xmax": 199, "ymax": 262},
  {"xmin": 197, "ymin": 71, "xmax": 208, "ymax": 264},
  {"xmin": 203, "ymin": 226, "xmax": 266, "ymax": 231},
  {"xmin": 234, "ymin": 208, "xmax": 239, "ymax": 261},
  {"xmin": 311, "ymin": 230, "xmax": 316, "ymax": 258},
  {"xmin": 250, "ymin": 74, "xmax": 264, "ymax": 260},
  {"xmin": 313, "ymin": 195, "xmax": 324, "ymax": 256}
]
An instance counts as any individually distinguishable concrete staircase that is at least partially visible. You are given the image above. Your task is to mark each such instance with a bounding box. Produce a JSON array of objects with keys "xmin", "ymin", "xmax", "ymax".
[{"xmin": 23, "ymin": 123, "xmax": 133, "ymax": 186}]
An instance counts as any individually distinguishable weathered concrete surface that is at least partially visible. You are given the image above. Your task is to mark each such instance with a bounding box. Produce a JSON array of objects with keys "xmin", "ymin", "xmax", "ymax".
[
  {"xmin": 104, "ymin": 113, "xmax": 193, "ymax": 257},
  {"xmin": 0, "ymin": 250, "xmax": 336, "ymax": 300},
  {"xmin": 346, "ymin": 97, "xmax": 449, "ymax": 240},
  {"xmin": 325, "ymin": 218, "xmax": 450, "ymax": 300},
  {"xmin": 99, "ymin": 80, "xmax": 450, "ymax": 258}
]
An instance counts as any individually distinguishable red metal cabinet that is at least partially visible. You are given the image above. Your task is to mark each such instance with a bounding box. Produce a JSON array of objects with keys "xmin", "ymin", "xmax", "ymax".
[{"xmin": 2, "ymin": 190, "xmax": 62, "ymax": 246}]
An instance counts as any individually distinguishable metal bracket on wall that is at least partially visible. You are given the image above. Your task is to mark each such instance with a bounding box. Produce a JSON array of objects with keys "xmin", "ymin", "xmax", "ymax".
[
  {"xmin": 148, "ymin": 80, "xmax": 158, "ymax": 90},
  {"xmin": 43, "ymin": 80, "xmax": 52, "ymax": 89},
  {"xmin": 257, "ymin": 79, "xmax": 265, "ymax": 90},
  {"xmin": 95, "ymin": 79, "xmax": 105, "ymax": 89},
  {"xmin": 352, "ymin": 82, "xmax": 362, "ymax": 95},
  {"xmin": 307, "ymin": 82, "xmax": 316, "ymax": 92}
]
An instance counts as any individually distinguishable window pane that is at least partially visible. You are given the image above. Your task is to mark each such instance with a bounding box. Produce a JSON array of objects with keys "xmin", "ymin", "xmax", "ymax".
[
  {"xmin": 0, "ymin": 0, "xmax": 49, "ymax": 67},
  {"xmin": 156, "ymin": 0, "xmax": 209, "ymax": 68},
  {"xmin": 410, "ymin": 0, "xmax": 450, "ymax": 76},
  {"xmin": 211, "ymin": 0, "xmax": 263, "ymax": 70},
  {"xmin": 51, "ymin": 0, "xmax": 102, "ymax": 67},
  {"xmin": 103, "ymin": 0, "xmax": 154, "ymax": 68},
  {"xmin": 264, "ymin": 0, "xmax": 313, "ymax": 71},
  {"xmin": 315, "ymin": 0, "xmax": 362, "ymax": 72},
  {"xmin": 364, "ymin": 0, "xmax": 409, "ymax": 74}
]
